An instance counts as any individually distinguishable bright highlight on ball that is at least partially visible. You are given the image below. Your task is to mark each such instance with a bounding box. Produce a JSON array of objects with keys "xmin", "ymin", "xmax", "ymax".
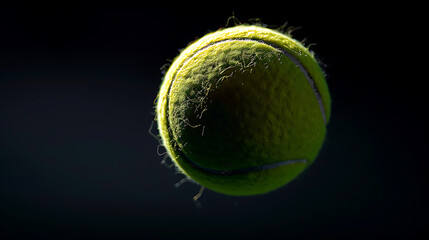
[{"xmin": 156, "ymin": 25, "xmax": 331, "ymax": 196}]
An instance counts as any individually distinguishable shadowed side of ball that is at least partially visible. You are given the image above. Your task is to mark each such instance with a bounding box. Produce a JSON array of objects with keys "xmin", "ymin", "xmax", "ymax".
[{"xmin": 156, "ymin": 25, "xmax": 330, "ymax": 196}]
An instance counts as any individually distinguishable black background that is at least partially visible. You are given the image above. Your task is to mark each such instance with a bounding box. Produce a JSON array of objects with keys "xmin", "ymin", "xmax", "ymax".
[{"xmin": 0, "ymin": 2, "xmax": 427, "ymax": 239}]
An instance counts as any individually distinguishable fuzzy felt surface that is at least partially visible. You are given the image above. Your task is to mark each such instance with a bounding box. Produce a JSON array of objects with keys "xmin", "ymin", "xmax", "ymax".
[{"xmin": 156, "ymin": 25, "xmax": 330, "ymax": 196}]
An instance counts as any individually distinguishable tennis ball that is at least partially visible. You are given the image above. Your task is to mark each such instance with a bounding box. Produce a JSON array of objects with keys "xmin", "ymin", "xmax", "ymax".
[{"xmin": 156, "ymin": 25, "xmax": 331, "ymax": 196}]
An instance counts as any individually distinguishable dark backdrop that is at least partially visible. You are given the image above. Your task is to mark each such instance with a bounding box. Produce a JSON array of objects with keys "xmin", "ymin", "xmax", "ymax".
[{"xmin": 0, "ymin": 2, "xmax": 427, "ymax": 239}]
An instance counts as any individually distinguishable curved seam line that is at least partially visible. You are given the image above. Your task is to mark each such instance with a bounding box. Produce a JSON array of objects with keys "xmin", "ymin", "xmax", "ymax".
[
  {"xmin": 185, "ymin": 159, "xmax": 308, "ymax": 176},
  {"xmin": 165, "ymin": 38, "xmax": 322, "ymax": 175}
]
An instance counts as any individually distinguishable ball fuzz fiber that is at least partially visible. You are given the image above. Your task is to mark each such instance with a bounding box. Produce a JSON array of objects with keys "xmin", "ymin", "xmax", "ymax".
[{"xmin": 156, "ymin": 25, "xmax": 331, "ymax": 196}]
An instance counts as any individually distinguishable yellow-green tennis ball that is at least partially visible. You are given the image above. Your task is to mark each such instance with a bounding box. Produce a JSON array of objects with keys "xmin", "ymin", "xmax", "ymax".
[{"xmin": 156, "ymin": 25, "xmax": 331, "ymax": 196}]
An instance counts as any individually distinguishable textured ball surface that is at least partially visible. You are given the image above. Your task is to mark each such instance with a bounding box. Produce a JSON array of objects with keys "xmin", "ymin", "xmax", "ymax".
[{"xmin": 156, "ymin": 25, "xmax": 331, "ymax": 196}]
